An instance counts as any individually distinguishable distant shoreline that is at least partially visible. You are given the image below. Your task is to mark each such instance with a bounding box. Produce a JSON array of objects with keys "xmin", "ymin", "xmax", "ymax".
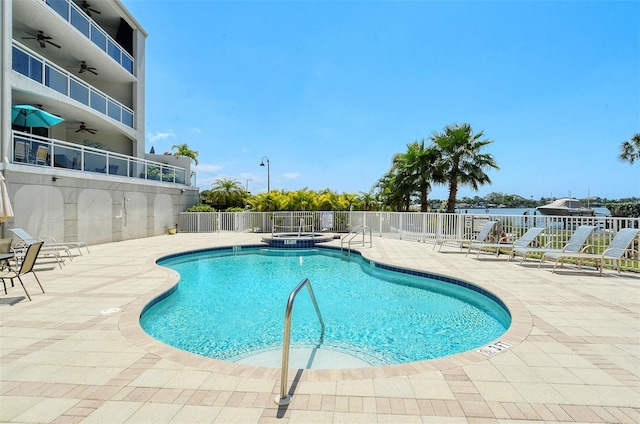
[{"xmin": 456, "ymin": 207, "xmax": 610, "ymax": 216}]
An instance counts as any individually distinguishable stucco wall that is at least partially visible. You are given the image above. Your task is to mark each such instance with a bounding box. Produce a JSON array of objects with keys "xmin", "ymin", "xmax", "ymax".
[{"xmin": 2, "ymin": 166, "xmax": 198, "ymax": 245}]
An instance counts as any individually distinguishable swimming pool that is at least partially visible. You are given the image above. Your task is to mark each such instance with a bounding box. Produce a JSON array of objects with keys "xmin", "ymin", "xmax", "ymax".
[{"xmin": 141, "ymin": 246, "xmax": 511, "ymax": 366}]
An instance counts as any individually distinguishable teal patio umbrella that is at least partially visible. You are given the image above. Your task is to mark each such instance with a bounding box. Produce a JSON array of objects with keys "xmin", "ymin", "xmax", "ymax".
[{"xmin": 11, "ymin": 104, "xmax": 64, "ymax": 129}]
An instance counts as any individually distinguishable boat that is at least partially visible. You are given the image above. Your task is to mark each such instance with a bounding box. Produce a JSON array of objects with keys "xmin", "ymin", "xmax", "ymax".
[{"xmin": 536, "ymin": 198, "xmax": 595, "ymax": 217}]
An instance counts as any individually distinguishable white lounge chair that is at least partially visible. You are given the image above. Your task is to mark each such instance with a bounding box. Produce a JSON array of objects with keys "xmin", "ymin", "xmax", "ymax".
[
  {"xmin": 509, "ymin": 225, "xmax": 595, "ymax": 264},
  {"xmin": 434, "ymin": 221, "xmax": 497, "ymax": 251},
  {"xmin": 541, "ymin": 228, "xmax": 640, "ymax": 276},
  {"xmin": 467, "ymin": 227, "xmax": 546, "ymax": 259},
  {"xmin": 9, "ymin": 228, "xmax": 89, "ymax": 256}
]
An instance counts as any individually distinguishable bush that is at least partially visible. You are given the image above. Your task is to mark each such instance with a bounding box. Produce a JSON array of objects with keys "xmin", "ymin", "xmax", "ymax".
[
  {"xmin": 186, "ymin": 204, "xmax": 216, "ymax": 212},
  {"xmin": 606, "ymin": 202, "xmax": 640, "ymax": 218}
]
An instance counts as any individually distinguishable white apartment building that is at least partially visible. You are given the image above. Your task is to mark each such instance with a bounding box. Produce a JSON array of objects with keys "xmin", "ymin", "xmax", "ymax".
[{"xmin": 1, "ymin": 0, "xmax": 198, "ymax": 245}]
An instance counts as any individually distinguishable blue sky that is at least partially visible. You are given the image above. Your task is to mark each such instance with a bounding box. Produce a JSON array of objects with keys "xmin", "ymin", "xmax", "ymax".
[{"xmin": 122, "ymin": 0, "xmax": 639, "ymax": 200}]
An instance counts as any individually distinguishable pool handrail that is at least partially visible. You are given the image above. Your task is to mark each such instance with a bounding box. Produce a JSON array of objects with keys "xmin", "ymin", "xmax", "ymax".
[
  {"xmin": 341, "ymin": 225, "xmax": 373, "ymax": 255},
  {"xmin": 276, "ymin": 278, "xmax": 325, "ymax": 406}
]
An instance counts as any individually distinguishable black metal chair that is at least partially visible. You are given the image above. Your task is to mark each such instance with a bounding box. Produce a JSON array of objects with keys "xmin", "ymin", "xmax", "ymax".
[{"xmin": 0, "ymin": 241, "xmax": 44, "ymax": 301}]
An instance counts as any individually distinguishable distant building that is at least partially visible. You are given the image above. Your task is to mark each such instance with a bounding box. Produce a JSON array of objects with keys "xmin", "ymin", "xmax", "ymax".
[{"xmin": 1, "ymin": 0, "xmax": 198, "ymax": 244}]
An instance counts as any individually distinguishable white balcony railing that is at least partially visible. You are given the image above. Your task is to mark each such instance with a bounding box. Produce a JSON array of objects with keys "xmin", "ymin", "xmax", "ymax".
[
  {"xmin": 41, "ymin": 0, "xmax": 134, "ymax": 74},
  {"xmin": 12, "ymin": 131, "xmax": 194, "ymax": 186},
  {"xmin": 12, "ymin": 42, "xmax": 134, "ymax": 128}
]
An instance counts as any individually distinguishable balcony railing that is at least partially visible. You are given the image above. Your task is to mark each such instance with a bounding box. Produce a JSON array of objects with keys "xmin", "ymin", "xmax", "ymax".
[
  {"xmin": 12, "ymin": 42, "xmax": 134, "ymax": 128},
  {"xmin": 12, "ymin": 131, "xmax": 194, "ymax": 186},
  {"xmin": 42, "ymin": 0, "xmax": 134, "ymax": 74}
]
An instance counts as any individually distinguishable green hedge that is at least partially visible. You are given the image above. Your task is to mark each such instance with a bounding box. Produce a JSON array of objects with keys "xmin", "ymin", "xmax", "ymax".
[
  {"xmin": 186, "ymin": 204, "xmax": 217, "ymax": 212},
  {"xmin": 606, "ymin": 202, "xmax": 640, "ymax": 218}
]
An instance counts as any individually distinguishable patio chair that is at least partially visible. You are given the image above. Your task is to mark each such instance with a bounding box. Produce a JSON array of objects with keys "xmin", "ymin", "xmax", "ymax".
[
  {"xmin": 540, "ymin": 228, "xmax": 640, "ymax": 276},
  {"xmin": 509, "ymin": 225, "xmax": 595, "ymax": 264},
  {"xmin": 35, "ymin": 145, "xmax": 49, "ymax": 165},
  {"xmin": 434, "ymin": 221, "xmax": 497, "ymax": 252},
  {"xmin": 14, "ymin": 140, "xmax": 29, "ymax": 162},
  {"xmin": 467, "ymin": 227, "xmax": 546, "ymax": 259},
  {"xmin": 9, "ymin": 228, "xmax": 89, "ymax": 256},
  {"xmin": 0, "ymin": 241, "xmax": 45, "ymax": 301}
]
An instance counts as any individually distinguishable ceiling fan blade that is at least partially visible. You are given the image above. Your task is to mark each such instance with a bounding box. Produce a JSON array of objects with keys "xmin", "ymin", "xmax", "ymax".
[
  {"xmin": 46, "ymin": 40, "xmax": 62, "ymax": 49},
  {"xmin": 88, "ymin": 68, "xmax": 99, "ymax": 75}
]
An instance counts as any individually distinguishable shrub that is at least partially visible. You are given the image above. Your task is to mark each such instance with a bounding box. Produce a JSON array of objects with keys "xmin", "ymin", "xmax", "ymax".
[
  {"xmin": 186, "ymin": 204, "xmax": 216, "ymax": 212},
  {"xmin": 606, "ymin": 202, "xmax": 640, "ymax": 218}
]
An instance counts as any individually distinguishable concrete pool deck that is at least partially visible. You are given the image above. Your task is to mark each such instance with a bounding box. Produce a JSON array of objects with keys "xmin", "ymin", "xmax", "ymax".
[{"xmin": 1, "ymin": 232, "xmax": 638, "ymax": 423}]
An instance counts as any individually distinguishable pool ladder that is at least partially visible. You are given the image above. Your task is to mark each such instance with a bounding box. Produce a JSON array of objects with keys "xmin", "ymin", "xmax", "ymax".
[
  {"xmin": 275, "ymin": 278, "xmax": 325, "ymax": 406},
  {"xmin": 340, "ymin": 225, "xmax": 372, "ymax": 255}
]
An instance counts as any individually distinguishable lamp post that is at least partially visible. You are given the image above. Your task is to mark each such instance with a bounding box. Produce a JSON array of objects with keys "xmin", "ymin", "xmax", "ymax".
[
  {"xmin": 259, "ymin": 156, "xmax": 270, "ymax": 193},
  {"xmin": 246, "ymin": 178, "xmax": 252, "ymax": 192}
]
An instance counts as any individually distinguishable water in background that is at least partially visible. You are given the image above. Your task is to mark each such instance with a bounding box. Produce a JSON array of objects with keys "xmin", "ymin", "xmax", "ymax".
[{"xmin": 457, "ymin": 207, "xmax": 610, "ymax": 216}]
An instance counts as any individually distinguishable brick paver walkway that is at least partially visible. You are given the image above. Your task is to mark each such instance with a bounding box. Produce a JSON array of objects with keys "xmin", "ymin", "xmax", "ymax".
[{"xmin": 1, "ymin": 233, "xmax": 638, "ymax": 423}]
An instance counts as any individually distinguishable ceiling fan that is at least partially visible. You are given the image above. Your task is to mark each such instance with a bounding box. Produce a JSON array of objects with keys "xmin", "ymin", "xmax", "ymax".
[
  {"xmin": 69, "ymin": 61, "xmax": 98, "ymax": 75},
  {"xmin": 22, "ymin": 30, "xmax": 61, "ymax": 49},
  {"xmin": 76, "ymin": 122, "xmax": 97, "ymax": 134},
  {"xmin": 80, "ymin": 1, "xmax": 101, "ymax": 17}
]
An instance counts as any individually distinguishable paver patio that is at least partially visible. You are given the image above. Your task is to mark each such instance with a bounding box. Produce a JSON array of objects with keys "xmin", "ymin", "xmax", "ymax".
[{"xmin": 1, "ymin": 232, "xmax": 638, "ymax": 423}]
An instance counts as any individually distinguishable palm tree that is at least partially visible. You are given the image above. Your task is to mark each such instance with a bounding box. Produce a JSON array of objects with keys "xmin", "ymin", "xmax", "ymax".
[
  {"xmin": 171, "ymin": 143, "xmax": 199, "ymax": 165},
  {"xmin": 358, "ymin": 191, "xmax": 377, "ymax": 211},
  {"xmin": 430, "ymin": 123, "xmax": 499, "ymax": 213},
  {"xmin": 394, "ymin": 139, "xmax": 440, "ymax": 212},
  {"xmin": 210, "ymin": 178, "xmax": 245, "ymax": 208},
  {"xmin": 619, "ymin": 133, "xmax": 640, "ymax": 164}
]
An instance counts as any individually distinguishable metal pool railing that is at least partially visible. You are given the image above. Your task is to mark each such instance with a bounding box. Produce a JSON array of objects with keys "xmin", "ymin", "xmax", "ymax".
[{"xmin": 276, "ymin": 278, "xmax": 325, "ymax": 406}]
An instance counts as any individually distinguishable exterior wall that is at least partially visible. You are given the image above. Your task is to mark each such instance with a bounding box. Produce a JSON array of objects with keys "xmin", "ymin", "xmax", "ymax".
[
  {"xmin": 0, "ymin": 0, "xmax": 199, "ymax": 245},
  {"xmin": 3, "ymin": 166, "xmax": 199, "ymax": 245}
]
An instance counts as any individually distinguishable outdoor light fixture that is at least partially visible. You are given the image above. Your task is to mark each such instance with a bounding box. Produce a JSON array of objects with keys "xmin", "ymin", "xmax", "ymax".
[{"xmin": 259, "ymin": 156, "xmax": 270, "ymax": 193}]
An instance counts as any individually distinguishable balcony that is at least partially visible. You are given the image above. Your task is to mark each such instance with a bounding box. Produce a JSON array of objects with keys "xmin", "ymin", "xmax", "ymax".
[
  {"xmin": 12, "ymin": 131, "xmax": 195, "ymax": 186},
  {"xmin": 12, "ymin": 42, "xmax": 134, "ymax": 128},
  {"xmin": 42, "ymin": 0, "xmax": 134, "ymax": 74}
]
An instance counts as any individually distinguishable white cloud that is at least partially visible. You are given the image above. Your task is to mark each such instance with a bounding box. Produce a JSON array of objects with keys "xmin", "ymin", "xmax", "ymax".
[
  {"xmin": 189, "ymin": 127, "xmax": 202, "ymax": 134},
  {"xmin": 147, "ymin": 130, "xmax": 176, "ymax": 143},
  {"xmin": 282, "ymin": 172, "xmax": 299, "ymax": 179},
  {"xmin": 195, "ymin": 164, "xmax": 223, "ymax": 173}
]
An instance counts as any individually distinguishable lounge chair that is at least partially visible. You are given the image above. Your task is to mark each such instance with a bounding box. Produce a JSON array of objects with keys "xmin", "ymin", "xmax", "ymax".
[
  {"xmin": 509, "ymin": 225, "xmax": 595, "ymax": 264},
  {"xmin": 540, "ymin": 228, "xmax": 640, "ymax": 276},
  {"xmin": 0, "ymin": 241, "xmax": 45, "ymax": 301},
  {"xmin": 467, "ymin": 227, "xmax": 546, "ymax": 259},
  {"xmin": 434, "ymin": 221, "xmax": 497, "ymax": 251},
  {"xmin": 9, "ymin": 228, "xmax": 89, "ymax": 256},
  {"xmin": 11, "ymin": 243, "xmax": 67, "ymax": 269}
]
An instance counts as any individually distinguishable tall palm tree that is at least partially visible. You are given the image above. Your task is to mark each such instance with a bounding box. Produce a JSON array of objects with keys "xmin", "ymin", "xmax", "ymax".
[
  {"xmin": 210, "ymin": 178, "xmax": 245, "ymax": 208},
  {"xmin": 430, "ymin": 123, "xmax": 499, "ymax": 213},
  {"xmin": 619, "ymin": 133, "xmax": 640, "ymax": 164},
  {"xmin": 395, "ymin": 139, "xmax": 440, "ymax": 212},
  {"xmin": 172, "ymin": 143, "xmax": 199, "ymax": 165}
]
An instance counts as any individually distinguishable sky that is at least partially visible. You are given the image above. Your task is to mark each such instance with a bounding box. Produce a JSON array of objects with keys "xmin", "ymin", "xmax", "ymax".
[{"xmin": 121, "ymin": 0, "xmax": 639, "ymax": 200}]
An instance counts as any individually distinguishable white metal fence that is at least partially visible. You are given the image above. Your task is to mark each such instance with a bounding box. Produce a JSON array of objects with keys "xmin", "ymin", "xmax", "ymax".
[
  {"xmin": 178, "ymin": 210, "xmax": 639, "ymax": 243},
  {"xmin": 178, "ymin": 211, "xmax": 639, "ymax": 268}
]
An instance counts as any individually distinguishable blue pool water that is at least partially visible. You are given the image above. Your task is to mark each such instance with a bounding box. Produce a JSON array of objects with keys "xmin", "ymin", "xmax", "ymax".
[{"xmin": 141, "ymin": 247, "xmax": 511, "ymax": 366}]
